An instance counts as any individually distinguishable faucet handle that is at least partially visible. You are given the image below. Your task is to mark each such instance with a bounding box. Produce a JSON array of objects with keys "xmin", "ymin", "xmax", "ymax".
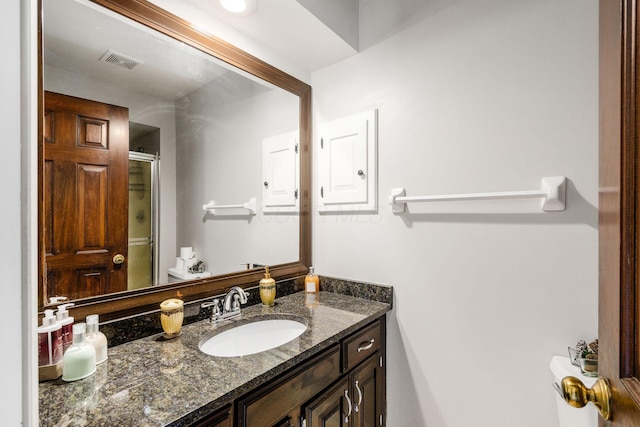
[
  {"xmin": 232, "ymin": 294, "xmax": 240, "ymax": 311},
  {"xmin": 201, "ymin": 298, "xmax": 222, "ymax": 322},
  {"xmin": 201, "ymin": 298, "xmax": 220, "ymax": 309}
]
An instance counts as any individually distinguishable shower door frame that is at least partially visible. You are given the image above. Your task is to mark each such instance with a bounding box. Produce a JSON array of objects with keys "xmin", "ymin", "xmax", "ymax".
[{"xmin": 128, "ymin": 151, "xmax": 160, "ymax": 287}]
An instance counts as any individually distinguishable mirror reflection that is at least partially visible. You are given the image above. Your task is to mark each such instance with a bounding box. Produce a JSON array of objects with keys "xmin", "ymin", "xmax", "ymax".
[{"xmin": 42, "ymin": 0, "xmax": 300, "ymax": 304}]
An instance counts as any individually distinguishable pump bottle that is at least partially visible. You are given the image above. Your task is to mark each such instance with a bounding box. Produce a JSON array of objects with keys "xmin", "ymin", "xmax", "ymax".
[
  {"xmin": 304, "ymin": 267, "xmax": 319, "ymax": 293},
  {"xmin": 37, "ymin": 309, "xmax": 63, "ymax": 366},
  {"xmin": 304, "ymin": 267, "xmax": 320, "ymax": 309},
  {"xmin": 62, "ymin": 323, "xmax": 96, "ymax": 382},
  {"xmin": 86, "ymin": 314, "xmax": 108, "ymax": 364},
  {"xmin": 56, "ymin": 303, "xmax": 75, "ymax": 351}
]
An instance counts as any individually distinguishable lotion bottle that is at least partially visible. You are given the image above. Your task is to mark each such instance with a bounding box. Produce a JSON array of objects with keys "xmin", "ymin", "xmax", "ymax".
[
  {"xmin": 85, "ymin": 314, "xmax": 108, "ymax": 364},
  {"xmin": 56, "ymin": 303, "xmax": 75, "ymax": 352},
  {"xmin": 304, "ymin": 267, "xmax": 319, "ymax": 293},
  {"xmin": 304, "ymin": 267, "xmax": 320, "ymax": 308},
  {"xmin": 37, "ymin": 309, "xmax": 63, "ymax": 366},
  {"xmin": 62, "ymin": 323, "xmax": 96, "ymax": 382}
]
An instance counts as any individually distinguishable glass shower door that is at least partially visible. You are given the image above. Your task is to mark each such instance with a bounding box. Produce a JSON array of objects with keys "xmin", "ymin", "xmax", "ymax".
[{"xmin": 128, "ymin": 152, "xmax": 159, "ymax": 289}]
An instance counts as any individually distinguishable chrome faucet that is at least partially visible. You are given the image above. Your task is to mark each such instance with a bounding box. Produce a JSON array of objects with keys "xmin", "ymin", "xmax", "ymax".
[{"xmin": 201, "ymin": 287, "xmax": 249, "ymax": 322}]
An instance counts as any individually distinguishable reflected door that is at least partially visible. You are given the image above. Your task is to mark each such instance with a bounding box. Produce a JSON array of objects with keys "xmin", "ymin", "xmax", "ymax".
[{"xmin": 43, "ymin": 92, "xmax": 129, "ymax": 301}]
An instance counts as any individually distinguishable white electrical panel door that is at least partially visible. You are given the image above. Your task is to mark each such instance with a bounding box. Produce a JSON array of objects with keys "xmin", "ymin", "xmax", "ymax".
[
  {"xmin": 262, "ymin": 131, "xmax": 299, "ymax": 213},
  {"xmin": 319, "ymin": 110, "xmax": 377, "ymax": 212}
]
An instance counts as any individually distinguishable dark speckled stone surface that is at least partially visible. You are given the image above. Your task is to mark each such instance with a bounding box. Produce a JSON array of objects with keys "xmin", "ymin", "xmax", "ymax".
[
  {"xmin": 39, "ymin": 291, "xmax": 391, "ymax": 427},
  {"xmin": 320, "ymin": 277, "xmax": 393, "ymax": 305}
]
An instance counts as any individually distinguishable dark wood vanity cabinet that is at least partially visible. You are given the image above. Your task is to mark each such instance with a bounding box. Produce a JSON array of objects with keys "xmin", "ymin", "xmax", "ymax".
[
  {"xmin": 235, "ymin": 316, "xmax": 386, "ymax": 427},
  {"xmin": 304, "ymin": 320, "xmax": 385, "ymax": 427},
  {"xmin": 304, "ymin": 353, "xmax": 383, "ymax": 427}
]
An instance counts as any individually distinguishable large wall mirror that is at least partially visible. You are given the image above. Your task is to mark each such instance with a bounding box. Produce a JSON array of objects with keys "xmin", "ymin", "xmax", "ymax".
[{"xmin": 38, "ymin": 0, "xmax": 311, "ymax": 320}]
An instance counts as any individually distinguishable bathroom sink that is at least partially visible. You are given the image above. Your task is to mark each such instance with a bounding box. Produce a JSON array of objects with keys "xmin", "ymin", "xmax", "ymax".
[{"xmin": 199, "ymin": 316, "xmax": 308, "ymax": 357}]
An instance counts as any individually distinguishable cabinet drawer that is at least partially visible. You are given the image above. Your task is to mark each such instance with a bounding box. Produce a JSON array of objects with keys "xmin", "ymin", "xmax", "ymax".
[
  {"xmin": 342, "ymin": 320, "xmax": 381, "ymax": 371},
  {"xmin": 238, "ymin": 345, "xmax": 341, "ymax": 427}
]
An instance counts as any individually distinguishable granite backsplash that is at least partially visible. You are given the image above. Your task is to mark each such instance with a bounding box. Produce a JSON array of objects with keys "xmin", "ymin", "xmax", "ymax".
[{"xmin": 101, "ymin": 276, "xmax": 393, "ymax": 347}]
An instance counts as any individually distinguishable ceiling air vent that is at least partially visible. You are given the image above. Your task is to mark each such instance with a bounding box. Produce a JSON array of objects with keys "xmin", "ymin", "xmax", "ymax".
[{"xmin": 99, "ymin": 49, "xmax": 143, "ymax": 71}]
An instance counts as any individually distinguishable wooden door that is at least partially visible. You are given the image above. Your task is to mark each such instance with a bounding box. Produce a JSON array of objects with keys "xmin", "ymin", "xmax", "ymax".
[
  {"xmin": 599, "ymin": 0, "xmax": 640, "ymax": 424},
  {"xmin": 304, "ymin": 378, "xmax": 350, "ymax": 427},
  {"xmin": 43, "ymin": 92, "xmax": 129, "ymax": 301}
]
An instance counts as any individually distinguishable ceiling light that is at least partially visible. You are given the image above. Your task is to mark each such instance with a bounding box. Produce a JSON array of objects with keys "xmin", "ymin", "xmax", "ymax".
[{"xmin": 219, "ymin": 0, "xmax": 256, "ymax": 15}]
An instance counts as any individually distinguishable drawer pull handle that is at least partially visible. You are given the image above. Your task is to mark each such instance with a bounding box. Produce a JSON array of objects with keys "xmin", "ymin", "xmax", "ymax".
[
  {"xmin": 344, "ymin": 390, "xmax": 352, "ymax": 423},
  {"xmin": 357, "ymin": 338, "xmax": 375, "ymax": 352},
  {"xmin": 354, "ymin": 380, "xmax": 362, "ymax": 412}
]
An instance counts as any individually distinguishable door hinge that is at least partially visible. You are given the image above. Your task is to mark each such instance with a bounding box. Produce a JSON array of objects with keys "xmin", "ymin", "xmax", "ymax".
[
  {"xmin": 301, "ymin": 417, "xmax": 306, "ymax": 427},
  {"xmin": 320, "ymin": 186, "xmax": 324, "ymax": 198},
  {"xmin": 295, "ymin": 189, "xmax": 299, "ymax": 199},
  {"xmin": 321, "ymin": 137, "xmax": 324, "ymax": 149},
  {"xmin": 295, "ymin": 143, "xmax": 299, "ymax": 154},
  {"xmin": 380, "ymin": 356, "xmax": 383, "ymax": 368},
  {"xmin": 380, "ymin": 414, "xmax": 384, "ymax": 425}
]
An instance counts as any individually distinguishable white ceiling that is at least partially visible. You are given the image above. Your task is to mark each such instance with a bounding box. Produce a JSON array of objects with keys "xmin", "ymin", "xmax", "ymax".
[
  {"xmin": 43, "ymin": 0, "xmax": 275, "ymax": 101},
  {"xmin": 44, "ymin": 0, "xmax": 433, "ymax": 98},
  {"xmin": 180, "ymin": 0, "xmax": 359, "ymax": 73}
]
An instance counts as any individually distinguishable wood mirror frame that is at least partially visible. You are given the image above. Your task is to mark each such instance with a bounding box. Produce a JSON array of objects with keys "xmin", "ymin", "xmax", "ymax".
[{"xmin": 38, "ymin": 0, "xmax": 312, "ymax": 321}]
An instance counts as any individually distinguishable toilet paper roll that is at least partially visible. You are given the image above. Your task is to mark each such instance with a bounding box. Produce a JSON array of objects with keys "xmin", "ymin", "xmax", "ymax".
[
  {"xmin": 175, "ymin": 257, "xmax": 184, "ymax": 271},
  {"xmin": 179, "ymin": 247, "xmax": 194, "ymax": 259}
]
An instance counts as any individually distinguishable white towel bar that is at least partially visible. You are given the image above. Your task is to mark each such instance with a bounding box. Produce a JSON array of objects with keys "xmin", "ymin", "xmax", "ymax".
[
  {"xmin": 202, "ymin": 198, "xmax": 257, "ymax": 215},
  {"xmin": 389, "ymin": 176, "xmax": 566, "ymax": 213}
]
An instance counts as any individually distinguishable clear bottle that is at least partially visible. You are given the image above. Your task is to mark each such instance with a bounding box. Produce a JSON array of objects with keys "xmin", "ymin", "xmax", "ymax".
[
  {"xmin": 62, "ymin": 323, "xmax": 96, "ymax": 382},
  {"xmin": 85, "ymin": 314, "xmax": 108, "ymax": 364},
  {"xmin": 56, "ymin": 303, "xmax": 75, "ymax": 352},
  {"xmin": 37, "ymin": 309, "xmax": 63, "ymax": 366},
  {"xmin": 304, "ymin": 267, "xmax": 320, "ymax": 309}
]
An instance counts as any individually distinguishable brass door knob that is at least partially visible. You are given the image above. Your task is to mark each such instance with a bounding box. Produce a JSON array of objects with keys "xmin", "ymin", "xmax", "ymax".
[
  {"xmin": 558, "ymin": 376, "xmax": 612, "ymax": 420},
  {"xmin": 113, "ymin": 254, "xmax": 125, "ymax": 265}
]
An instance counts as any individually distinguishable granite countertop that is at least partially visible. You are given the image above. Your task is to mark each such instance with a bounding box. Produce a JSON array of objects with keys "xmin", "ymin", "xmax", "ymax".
[{"xmin": 39, "ymin": 291, "xmax": 391, "ymax": 427}]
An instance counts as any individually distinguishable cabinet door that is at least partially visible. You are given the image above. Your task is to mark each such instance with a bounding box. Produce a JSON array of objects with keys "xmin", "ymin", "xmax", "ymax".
[
  {"xmin": 318, "ymin": 110, "xmax": 377, "ymax": 212},
  {"xmin": 351, "ymin": 355, "xmax": 382, "ymax": 427},
  {"xmin": 304, "ymin": 378, "xmax": 350, "ymax": 427},
  {"xmin": 262, "ymin": 131, "xmax": 299, "ymax": 213},
  {"xmin": 237, "ymin": 346, "xmax": 341, "ymax": 427},
  {"xmin": 189, "ymin": 404, "xmax": 232, "ymax": 427}
]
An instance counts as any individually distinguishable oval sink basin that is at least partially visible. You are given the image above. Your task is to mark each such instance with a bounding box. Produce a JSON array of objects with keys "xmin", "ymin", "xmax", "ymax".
[{"xmin": 199, "ymin": 317, "xmax": 307, "ymax": 357}]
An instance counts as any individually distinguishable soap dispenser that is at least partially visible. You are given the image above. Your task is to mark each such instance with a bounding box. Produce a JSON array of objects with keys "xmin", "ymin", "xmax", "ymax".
[
  {"xmin": 62, "ymin": 323, "xmax": 96, "ymax": 382},
  {"xmin": 38, "ymin": 309, "xmax": 63, "ymax": 367},
  {"xmin": 85, "ymin": 314, "xmax": 108, "ymax": 364},
  {"xmin": 304, "ymin": 267, "xmax": 320, "ymax": 309},
  {"xmin": 260, "ymin": 266, "xmax": 276, "ymax": 307},
  {"xmin": 56, "ymin": 303, "xmax": 75, "ymax": 352},
  {"xmin": 304, "ymin": 267, "xmax": 319, "ymax": 294}
]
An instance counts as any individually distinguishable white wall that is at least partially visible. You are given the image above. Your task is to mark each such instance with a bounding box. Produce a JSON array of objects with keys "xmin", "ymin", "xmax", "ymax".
[
  {"xmin": 2, "ymin": 0, "xmax": 24, "ymax": 422},
  {"xmin": 311, "ymin": 0, "xmax": 598, "ymax": 426},
  {"xmin": 175, "ymin": 77, "xmax": 299, "ymax": 274},
  {"xmin": 6, "ymin": 0, "xmax": 37, "ymax": 423}
]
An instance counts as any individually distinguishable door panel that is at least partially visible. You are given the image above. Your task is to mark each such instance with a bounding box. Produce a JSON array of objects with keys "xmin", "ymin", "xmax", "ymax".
[
  {"xmin": 77, "ymin": 164, "xmax": 108, "ymax": 250},
  {"xmin": 43, "ymin": 92, "xmax": 129, "ymax": 301}
]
